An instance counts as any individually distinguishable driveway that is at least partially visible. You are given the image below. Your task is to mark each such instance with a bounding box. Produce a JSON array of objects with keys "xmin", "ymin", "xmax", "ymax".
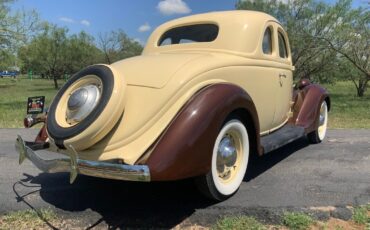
[{"xmin": 0, "ymin": 128, "xmax": 369, "ymax": 228}]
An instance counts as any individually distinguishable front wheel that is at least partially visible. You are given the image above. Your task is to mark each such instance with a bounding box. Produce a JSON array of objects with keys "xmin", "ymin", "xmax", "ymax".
[
  {"xmin": 195, "ymin": 119, "xmax": 249, "ymax": 201},
  {"xmin": 308, "ymin": 100, "xmax": 328, "ymax": 143}
]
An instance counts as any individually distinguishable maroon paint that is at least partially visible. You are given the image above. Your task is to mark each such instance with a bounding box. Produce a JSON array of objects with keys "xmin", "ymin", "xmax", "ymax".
[
  {"xmin": 297, "ymin": 78, "xmax": 311, "ymax": 90},
  {"xmin": 145, "ymin": 83, "xmax": 260, "ymax": 181},
  {"xmin": 291, "ymin": 83, "xmax": 330, "ymax": 134},
  {"xmin": 35, "ymin": 124, "xmax": 48, "ymax": 143}
]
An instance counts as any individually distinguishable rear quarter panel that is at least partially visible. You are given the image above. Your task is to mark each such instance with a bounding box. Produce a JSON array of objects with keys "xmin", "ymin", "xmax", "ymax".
[
  {"xmin": 145, "ymin": 83, "xmax": 260, "ymax": 181},
  {"xmin": 76, "ymin": 53, "xmax": 291, "ymax": 165}
]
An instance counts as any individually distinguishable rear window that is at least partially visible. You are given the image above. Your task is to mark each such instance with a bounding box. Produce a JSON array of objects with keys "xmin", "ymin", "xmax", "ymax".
[{"xmin": 158, "ymin": 24, "xmax": 219, "ymax": 46}]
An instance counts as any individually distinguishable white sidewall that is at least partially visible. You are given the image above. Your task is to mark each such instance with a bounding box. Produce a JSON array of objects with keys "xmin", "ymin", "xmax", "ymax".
[
  {"xmin": 211, "ymin": 120, "xmax": 249, "ymax": 196},
  {"xmin": 318, "ymin": 101, "xmax": 328, "ymax": 141}
]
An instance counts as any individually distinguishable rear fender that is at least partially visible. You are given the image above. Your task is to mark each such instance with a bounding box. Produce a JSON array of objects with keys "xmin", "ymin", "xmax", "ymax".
[
  {"xmin": 145, "ymin": 83, "xmax": 260, "ymax": 181},
  {"xmin": 291, "ymin": 83, "xmax": 330, "ymax": 133},
  {"xmin": 35, "ymin": 124, "xmax": 48, "ymax": 143}
]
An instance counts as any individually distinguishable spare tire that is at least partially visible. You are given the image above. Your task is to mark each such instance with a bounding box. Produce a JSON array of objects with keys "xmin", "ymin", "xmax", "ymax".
[{"xmin": 47, "ymin": 64, "xmax": 126, "ymax": 150}]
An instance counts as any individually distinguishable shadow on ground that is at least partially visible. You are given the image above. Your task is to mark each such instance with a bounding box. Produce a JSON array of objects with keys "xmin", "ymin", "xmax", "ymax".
[{"xmin": 13, "ymin": 137, "xmax": 309, "ymax": 229}]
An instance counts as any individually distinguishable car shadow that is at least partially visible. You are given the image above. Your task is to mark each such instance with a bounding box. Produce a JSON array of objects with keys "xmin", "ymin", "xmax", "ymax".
[
  {"xmin": 244, "ymin": 136, "xmax": 309, "ymax": 182},
  {"xmin": 13, "ymin": 137, "xmax": 309, "ymax": 229}
]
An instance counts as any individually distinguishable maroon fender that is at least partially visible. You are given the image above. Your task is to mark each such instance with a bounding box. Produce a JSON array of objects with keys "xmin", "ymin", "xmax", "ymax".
[
  {"xmin": 291, "ymin": 81, "xmax": 330, "ymax": 134},
  {"xmin": 35, "ymin": 124, "xmax": 48, "ymax": 143},
  {"xmin": 145, "ymin": 83, "xmax": 260, "ymax": 181}
]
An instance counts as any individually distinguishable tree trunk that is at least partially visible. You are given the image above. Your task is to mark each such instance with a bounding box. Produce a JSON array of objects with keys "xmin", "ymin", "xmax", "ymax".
[
  {"xmin": 105, "ymin": 52, "xmax": 111, "ymax": 64},
  {"xmin": 53, "ymin": 76, "xmax": 59, "ymax": 89},
  {"xmin": 357, "ymin": 78, "xmax": 368, "ymax": 97}
]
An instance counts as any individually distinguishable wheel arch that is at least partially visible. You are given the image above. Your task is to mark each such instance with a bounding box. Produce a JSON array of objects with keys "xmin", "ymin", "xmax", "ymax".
[
  {"xmin": 145, "ymin": 83, "xmax": 261, "ymax": 181},
  {"xmin": 293, "ymin": 84, "xmax": 330, "ymax": 134}
]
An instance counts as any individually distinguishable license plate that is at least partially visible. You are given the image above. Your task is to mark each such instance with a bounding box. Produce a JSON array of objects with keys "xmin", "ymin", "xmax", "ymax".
[{"xmin": 27, "ymin": 96, "xmax": 45, "ymax": 114}]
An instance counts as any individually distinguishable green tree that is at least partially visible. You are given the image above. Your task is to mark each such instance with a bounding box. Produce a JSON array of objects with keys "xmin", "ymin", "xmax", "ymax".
[
  {"xmin": 18, "ymin": 24, "xmax": 102, "ymax": 89},
  {"xmin": 235, "ymin": 0, "xmax": 341, "ymax": 80},
  {"xmin": 65, "ymin": 31, "xmax": 103, "ymax": 74},
  {"xmin": 23, "ymin": 24, "xmax": 68, "ymax": 89},
  {"xmin": 1, "ymin": 0, "xmax": 39, "ymax": 69},
  {"xmin": 236, "ymin": 0, "xmax": 369, "ymax": 96},
  {"xmin": 321, "ymin": 6, "xmax": 369, "ymax": 96},
  {"xmin": 98, "ymin": 29, "xmax": 143, "ymax": 64},
  {"xmin": 0, "ymin": 50, "xmax": 15, "ymax": 70}
]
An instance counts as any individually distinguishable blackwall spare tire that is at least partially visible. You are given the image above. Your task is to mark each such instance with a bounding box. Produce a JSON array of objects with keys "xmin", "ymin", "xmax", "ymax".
[{"xmin": 47, "ymin": 64, "xmax": 126, "ymax": 150}]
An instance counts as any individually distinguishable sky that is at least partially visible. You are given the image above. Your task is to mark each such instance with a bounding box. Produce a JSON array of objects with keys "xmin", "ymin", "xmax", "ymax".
[{"xmin": 11, "ymin": 0, "xmax": 367, "ymax": 45}]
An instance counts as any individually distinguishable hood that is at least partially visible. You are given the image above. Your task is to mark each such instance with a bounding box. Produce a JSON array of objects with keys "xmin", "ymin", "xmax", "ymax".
[{"xmin": 111, "ymin": 53, "xmax": 207, "ymax": 89}]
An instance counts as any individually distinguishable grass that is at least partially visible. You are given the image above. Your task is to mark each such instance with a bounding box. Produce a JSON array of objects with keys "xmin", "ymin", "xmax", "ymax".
[
  {"xmin": 323, "ymin": 81, "xmax": 370, "ymax": 129},
  {"xmin": 352, "ymin": 205, "xmax": 369, "ymax": 225},
  {"xmin": 210, "ymin": 208, "xmax": 370, "ymax": 230},
  {"xmin": 0, "ymin": 78, "xmax": 368, "ymax": 128},
  {"xmin": 0, "ymin": 77, "xmax": 64, "ymax": 128},
  {"xmin": 281, "ymin": 212, "xmax": 313, "ymax": 230},
  {"xmin": 1, "ymin": 207, "xmax": 369, "ymax": 229},
  {"xmin": 0, "ymin": 208, "xmax": 57, "ymax": 230},
  {"xmin": 212, "ymin": 216, "xmax": 266, "ymax": 230}
]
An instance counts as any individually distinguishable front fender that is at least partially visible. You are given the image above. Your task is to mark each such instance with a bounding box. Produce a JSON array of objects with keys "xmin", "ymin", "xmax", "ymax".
[
  {"xmin": 292, "ymin": 84, "xmax": 330, "ymax": 133},
  {"xmin": 145, "ymin": 83, "xmax": 260, "ymax": 181}
]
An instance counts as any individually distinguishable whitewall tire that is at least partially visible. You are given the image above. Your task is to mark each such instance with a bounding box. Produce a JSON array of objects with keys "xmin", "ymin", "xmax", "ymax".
[
  {"xmin": 308, "ymin": 100, "xmax": 328, "ymax": 143},
  {"xmin": 196, "ymin": 119, "xmax": 249, "ymax": 201}
]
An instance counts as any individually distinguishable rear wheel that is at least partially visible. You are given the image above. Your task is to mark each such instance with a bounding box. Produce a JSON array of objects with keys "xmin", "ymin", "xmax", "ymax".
[
  {"xmin": 196, "ymin": 119, "xmax": 249, "ymax": 201},
  {"xmin": 308, "ymin": 100, "xmax": 328, "ymax": 143}
]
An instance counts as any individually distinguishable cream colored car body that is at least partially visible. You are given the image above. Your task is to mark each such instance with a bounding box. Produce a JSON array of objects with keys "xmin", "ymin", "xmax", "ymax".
[{"xmin": 58, "ymin": 11, "xmax": 294, "ymax": 165}]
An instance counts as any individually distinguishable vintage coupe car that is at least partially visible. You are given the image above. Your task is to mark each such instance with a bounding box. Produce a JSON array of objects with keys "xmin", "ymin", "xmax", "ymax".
[{"xmin": 16, "ymin": 11, "xmax": 330, "ymax": 200}]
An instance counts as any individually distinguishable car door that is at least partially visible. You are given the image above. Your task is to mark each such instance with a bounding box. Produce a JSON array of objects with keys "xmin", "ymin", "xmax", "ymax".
[
  {"xmin": 271, "ymin": 26, "xmax": 293, "ymax": 129},
  {"xmin": 252, "ymin": 25, "xmax": 280, "ymax": 134}
]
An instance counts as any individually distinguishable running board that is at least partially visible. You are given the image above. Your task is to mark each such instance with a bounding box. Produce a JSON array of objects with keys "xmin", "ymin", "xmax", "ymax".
[{"xmin": 260, "ymin": 124, "xmax": 305, "ymax": 154}]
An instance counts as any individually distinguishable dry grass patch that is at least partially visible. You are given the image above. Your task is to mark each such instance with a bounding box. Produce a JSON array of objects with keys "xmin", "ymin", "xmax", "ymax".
[{"xmin": 0, "ymin": 208, "xmax": 57, "ymax": 230}]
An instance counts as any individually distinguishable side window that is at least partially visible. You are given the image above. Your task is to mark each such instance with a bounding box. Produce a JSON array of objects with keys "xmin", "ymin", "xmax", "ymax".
[
  {"xmin": 278, "ymin": 31, "xmax": 288, "ymax": 58},
  {"xmin": 160, "ymin": 38, "xmax": 172, "ymax": 46},
  {"xmin": 262, "ymin": 27, "xmax": 272, "ymax": 54}
]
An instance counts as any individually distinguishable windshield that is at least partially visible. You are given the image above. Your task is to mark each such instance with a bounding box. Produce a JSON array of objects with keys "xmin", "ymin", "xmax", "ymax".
[{"xmin": 158, "ymin": 24, "xmax": 219, "ymax": 46}]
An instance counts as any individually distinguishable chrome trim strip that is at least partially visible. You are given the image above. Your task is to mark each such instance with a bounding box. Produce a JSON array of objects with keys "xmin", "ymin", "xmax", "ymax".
[{"xmin": 15, "ymin": 135, "xmax": 150, "ymax": 183}]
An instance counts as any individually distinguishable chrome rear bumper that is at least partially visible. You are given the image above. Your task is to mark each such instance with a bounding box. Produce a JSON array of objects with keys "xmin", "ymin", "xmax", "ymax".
[{"xmin": 15, "ymin": 135, "xmax": 150, "ymax": 183}]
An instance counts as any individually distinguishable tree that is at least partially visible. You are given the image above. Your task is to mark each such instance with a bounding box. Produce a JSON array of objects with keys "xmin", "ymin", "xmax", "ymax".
[
  {"xmin": 98, "ymin": 29, "xmax": 143, "ymax": 64},
  {"xmin": 235, "ymin": 0, "xmax": 346, "ymax": 81},
  {"xmin": 0, "ymin": 50, "xmax": 15, "ymax": 70},
  {"xmin": 236, "ymin": 0, "xmax": 369, "ymax": 96},
  {"xmin": 97, "ymin": 31, "xmax": 120, "ymax": 64},
  {"xmin": 18, "ymin": 24, "xmax": 102, "ymax": 89},
  {"xmin": 65, "ymin": 31, "xmax": 103, "ymax": 74},
  {"xmin": 1, "ymin": 0, "xmax": 39, "ymax": 69},
  {"xmin": 321, "ymin": 6, "xmax": 369, "ymax": 96}
]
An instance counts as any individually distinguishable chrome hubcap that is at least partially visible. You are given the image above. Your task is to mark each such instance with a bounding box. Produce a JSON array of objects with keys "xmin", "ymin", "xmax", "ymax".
[
  {"xmin": 68, "ymin": 88, "xmax": 88, "ymax": 110},
  {"xmin": 217, "ymin": 134, "xmax": 238, "ymax": 179},
  {"xmin": 66, "ymin": 84, "xmax": 101, "ymax": 124}
]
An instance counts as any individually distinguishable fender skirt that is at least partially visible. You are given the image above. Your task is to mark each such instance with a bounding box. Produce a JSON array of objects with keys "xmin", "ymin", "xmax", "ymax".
[
  {"xmin": 145, "ymin": 83, "xmax": 260, "ymax": 181},
  {"xmin": 291, "ymin": 84, "xmax": 330, "ymax": 134}
]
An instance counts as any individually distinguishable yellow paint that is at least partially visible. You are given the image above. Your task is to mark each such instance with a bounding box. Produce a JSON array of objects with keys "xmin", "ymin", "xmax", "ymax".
[{"xmin": 49, "ymin": 11, "xmax": 294, "ymax": 164}]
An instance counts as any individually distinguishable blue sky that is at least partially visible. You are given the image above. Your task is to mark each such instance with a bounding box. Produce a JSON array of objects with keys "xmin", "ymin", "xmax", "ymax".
[{"xmin": 11, "ymin": 0, "xmax": 366, "ymax": 45}]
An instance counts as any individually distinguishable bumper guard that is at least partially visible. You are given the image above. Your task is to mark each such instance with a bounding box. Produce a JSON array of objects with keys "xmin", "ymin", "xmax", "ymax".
[{"xmin": 15, "ymin": 135, "xmax": 150, "ymax": 183}]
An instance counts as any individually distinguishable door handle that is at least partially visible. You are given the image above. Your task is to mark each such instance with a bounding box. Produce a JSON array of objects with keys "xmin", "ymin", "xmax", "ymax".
[
  {"xmin": 279, "ymin": 73, "xmax": 287, "ymax": 78},
  {"xmin": 279, "ymin": 74, "xmax": 286, "ymax": 87}
]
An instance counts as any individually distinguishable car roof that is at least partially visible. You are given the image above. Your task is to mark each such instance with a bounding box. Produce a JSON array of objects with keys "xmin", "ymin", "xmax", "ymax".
[{"xmin": 143, "ymin": 10, "xmax": 280, "ymax": 55}]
